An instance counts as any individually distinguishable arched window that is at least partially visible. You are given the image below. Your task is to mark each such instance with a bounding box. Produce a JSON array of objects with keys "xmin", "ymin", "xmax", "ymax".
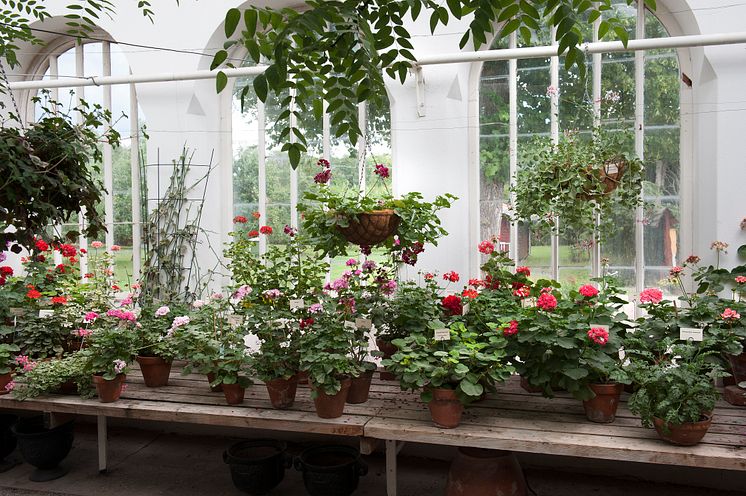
[
  {"xmin": 231, "ymin": 60, "xmax": 391, "ymax": 276},
  {"xmin": 478, "ymin": 1, "xmax": 682, "ymax": 304},
  {"xmin": 30, "ymin": 39, "xmax": 142, "ymax": 280}
]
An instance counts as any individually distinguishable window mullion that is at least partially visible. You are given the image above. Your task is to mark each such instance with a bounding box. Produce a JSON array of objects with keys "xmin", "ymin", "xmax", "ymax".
[
  {"xmin": 550, "ymin": 26, "xmax": 560, "ymax": 281},
  {"xmin": 75, "ymin": 43, "xmax": 89, "ymax": 277},
  {"xmin": 508, "ymin": 32, "xmax": 518, "ymax": 268},
  {"xmin": 258, "ymin": 98, "xmax": 267, "ymax": 256},
  {"xmin": 634, "ymin": 1, "xmax": 646, "ymax": 311},
  {"xmin": 592, "ymin": 5, "xmax": 603, "ymax": 279},
  {"xmin": 102, "ymin": 41, "xmax": 115, "ymax": 251},
  {"xmin": 129, "ymin": 83, "xmax": 142, "ymax": 277}
]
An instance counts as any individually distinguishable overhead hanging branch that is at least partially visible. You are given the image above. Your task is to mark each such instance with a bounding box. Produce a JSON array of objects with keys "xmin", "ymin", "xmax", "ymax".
[{"xmin": 214, "ymin": 0, "xmax": 656, "ymax": 169}]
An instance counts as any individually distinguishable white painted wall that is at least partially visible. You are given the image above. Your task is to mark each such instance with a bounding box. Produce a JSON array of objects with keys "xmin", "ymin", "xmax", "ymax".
[{"xmin": 3, "ymin": 0, "xmax": 746, "ymax": 282}]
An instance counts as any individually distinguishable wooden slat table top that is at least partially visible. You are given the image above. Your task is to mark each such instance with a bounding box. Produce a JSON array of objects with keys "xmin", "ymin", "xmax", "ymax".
[{"xmin": 2, "ymin": 366, "xmax": 746, "ymax": 470}]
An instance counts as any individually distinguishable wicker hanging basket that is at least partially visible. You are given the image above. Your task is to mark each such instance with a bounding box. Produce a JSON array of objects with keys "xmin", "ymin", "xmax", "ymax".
[
  {"xmin": 576, "ymin": 157, "xmax": 628, "ymax": 201},
  {"xmin": 338, "ymin": 209, "xmax": 401, "ymax": 246}
]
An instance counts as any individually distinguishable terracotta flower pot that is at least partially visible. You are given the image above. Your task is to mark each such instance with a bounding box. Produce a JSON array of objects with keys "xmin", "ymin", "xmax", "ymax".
[
  {"xmin": 428, "ymin": 388, "xmax": 464, "ymax": 429},
  {"xmin": 727, "ymin": 352, "xmax": 746, "ymax": 384},
  {"xmin": 207, "ymin": 372, "xmax": 223, "ymax": 392},
  {"xmin": 445, "ymin": 448, "xmax": 528, "ymax": 496},
  {"xmin": 376, "ymin": 338, "xmax": 398, "ymax": 381},
  {"xmin": 92, "ymin": 374, "xmax": 126, "ymax": 403},
  {"xmin": 583, "ymin": 383, "xmax": 624, "ymax": 423},
  {"xmin": 222, "ymin": 383, "xmax": 246, "ymax": 405},
  {"xmin": 266, "ymin": 375, "xmax": 299, "ymax": 409},
  {"xmin": 311, "ymin": 378, "xmax": 352, "ymax": 419},
  {"xmin": 347, "ymin": 369, "xmax": 374, "ymax": 404},
  {"xmin": 653, "ymin": 414, "xmax": 712, "ymax": 446},
  {"xmin": 0, "ymin": 372, "xmax": 12, "ymax": 395},
  {"xmin": 136, "ymin": 355, "xmax": 172, "ymax": 387},
  {"xmin": 519, "ymin": 375, "xmax": 543, "ymax": 393}
]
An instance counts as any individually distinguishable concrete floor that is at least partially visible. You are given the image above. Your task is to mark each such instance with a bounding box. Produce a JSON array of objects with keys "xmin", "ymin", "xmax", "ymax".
[{"xmin": 0, "ymin": 423, "xmax": 743, "ymax": 496}]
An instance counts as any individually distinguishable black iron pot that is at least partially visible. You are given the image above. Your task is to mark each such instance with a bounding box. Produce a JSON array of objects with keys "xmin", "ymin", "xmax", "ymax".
[
  {"xmin": 223, "ymin": 439, "xmax": 291, "ymax": 495},
  {"xmin": 12, "ymin": 416, "xmax": 74, "ymax": 482},
  {"xmin": 295, "ymin": 445, "xmax": 368, "ymax": 496},
  {"xmin": 0, "ymin": 414, "xmax": 18, "ymax": 460}
]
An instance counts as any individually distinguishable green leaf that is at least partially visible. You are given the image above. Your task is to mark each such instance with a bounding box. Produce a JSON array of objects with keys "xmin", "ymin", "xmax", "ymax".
[
  {"xmin": 446, "ymin": 0, "xmax": 462, "ymax": 19},
  {"xmin": 288, "ymin": 144, "xmax": 301, "ymax": 169},
  {"xmin": 253, "ymin": 73, "xmax": 268, "ymax": 101},
  {"xmin": 225, "ymin": 8, "xmax": 241, "ymax": 38},
  {"xmin": 244, "ymin": 9, "xmax": 258, "ymax": 38},
  {"xmin": 738, "ymin": 244, "xmax": 746, "ymax": 259},
  {"xmin": 215, "ymin": 71, "xmax": 228, "ymax": 93},
  {"xmin": 563, "ymin": 368, "xmax": 589, "ymax": 380},
  {"xmin": 210, "ymin": 50, "xmax": 227, "ymax": 71},
  {"xmin": 459, "ymin": 380, "xmax": 483, "ymax": 397}
]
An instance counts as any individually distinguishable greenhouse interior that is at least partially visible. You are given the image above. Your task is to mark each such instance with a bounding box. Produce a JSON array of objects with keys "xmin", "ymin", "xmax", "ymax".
[{"xmin": 1, "ymin": 1, "xmax": 746, "ymax": 495}]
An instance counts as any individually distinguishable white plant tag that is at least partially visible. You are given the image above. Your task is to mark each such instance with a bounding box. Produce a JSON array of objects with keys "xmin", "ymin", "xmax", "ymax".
[
  {"xmin": 38, "ymin": 309, "xmax": 54, "ymax": 319},
  {"xmin": 462, "ymin": 303, "xmax": 470, "ymax": 316},
  {"xmin": 606, "ymin": 162, "xmax": 619, "ymax": 175},
  {"xmin": 227, "ymin": 314, "xmax": 244, "ymax": 326},
  {"xmin": 344, "ymin": 321, "xmax": 357, "ymax": 330},
  {"xmin": 521, "ymin": 297, "xmax": 536, "ymax": 308},
  {"xmin": 289, "ymin": 299, "xmax": 305, "ymax": 310},
  {"xmin": 355, "ymin": 318, "xmax": 373, "ymax": 329},
  {"xmin": 9, "ymin": 308, "xmax": 24, "ymax": 317},
  {"xmin": 680, "ymin": 327, "xmax": 703, "ymax": 342},
  {"xmin": 434, "ymin": 328, "xmax": 451, "ymax": 341}
]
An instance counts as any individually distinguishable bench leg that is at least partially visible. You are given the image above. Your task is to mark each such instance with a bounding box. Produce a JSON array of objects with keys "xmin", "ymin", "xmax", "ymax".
[
  {"xmin": 385, "ymin": 440, "xmax": 397, "ymax": 496},
  {"xmin": 97, "ymin": 415, "xmax": 107, "ymax": 474}
]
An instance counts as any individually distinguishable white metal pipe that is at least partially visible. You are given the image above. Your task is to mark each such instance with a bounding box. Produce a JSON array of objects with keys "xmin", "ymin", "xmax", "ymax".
[
  {"xmin": 8, "ymin": 31, "xmax": 746, "ymax": 91},
  {"xmin": 634, "ymin": 2, "xmax": 646, "ymax": 313},
  {"xmin": 550, "ymin": 27, "xmax": 560, "ymax": 282},
  {"xmin": 75, "ymin": 43, "xmax": 89, "ymax": 276},
  {"xmin": 508, "ymin": 32, "xmax": 518, "ymax": 268},
  {"xmin": 129, "ymin": 83, "xmax": 142, "ymax": 277},
  {"xmin": 102, "ymin": 41, "xmax": 115, "ymax": 251},
  {"xmin": 592, "ymin": 4, "xmax": 602, "ymax": 280},
  {"xmin": 257, "ymin": 98, "xmax": 267, "ymax": 256}
]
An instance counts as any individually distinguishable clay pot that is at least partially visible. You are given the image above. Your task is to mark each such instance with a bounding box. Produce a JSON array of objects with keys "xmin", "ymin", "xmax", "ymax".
[
  {"xmin": 338, "ymin": 209, "xmax": 401, "ymax": 246},
  {"xmin": 266, "ymin": 375, "xmax": 299, "ymax": 410},
  {"xmin": 519, "ymin": 376, "xmax": 543, "ymax": 393},
  {"xmin": 0, "ymin": 372, "xmax": 12, "ymax": 395},
  {"xmin": 136, "ymin": 355, "xmax": 172, "ymax": 387},
  {"xmin": 728, "ymin": 352, "xmax": 746, "ymax": 384},
  {"xmin": 92, "ymin": 374, "xmax": 126, "ymax": 403},
  {"xmin": 445, "ymin": 448, "xmax": 528, "ymax": 496},
  {"xmin": 428, "ymin": 388, "xmax": 464, "ymax": 429},
  {"xmin": 376, "ymin": 339, "xmax": 397, "ymax": 381},
  {"xmin": 583, "ymin": 383, "xmax": 624, "ymax": 423},
  {"xmin": 207, "ymin": 372, "xmax": 223, "ymax": 392},
  {"xmin": 223, "ymin": 439, "xmax": 292, "ymax": 495},
  {"xmin": 653, "ymin": 414, "xmax": 712, "ymax": 446},
  {"xmin": 222, "ymin": 383, "xmax": 246, "ymax": 405},
  {"xmin": 311, "ymin": 378, "xmax": 352, "ymax": 419},
  {"xmin": 347, "ymin": 369, "xmax": 374, "ymax": 404}
]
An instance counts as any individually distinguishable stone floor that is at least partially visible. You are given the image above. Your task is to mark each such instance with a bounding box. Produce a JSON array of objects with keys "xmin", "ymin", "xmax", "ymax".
[{"xmin": 0, "ymin": 422, "xmax": 743, "ymax": 496}]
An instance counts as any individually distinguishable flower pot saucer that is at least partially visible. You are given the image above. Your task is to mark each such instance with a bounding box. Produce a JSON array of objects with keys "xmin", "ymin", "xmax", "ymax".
[
  {"xmin": 29, "ymin": 464, "xmax": 69, "ymax": 482},
  {"xmin": 0, "ymin": 455, "xmax": 21, "ymax": 473}
]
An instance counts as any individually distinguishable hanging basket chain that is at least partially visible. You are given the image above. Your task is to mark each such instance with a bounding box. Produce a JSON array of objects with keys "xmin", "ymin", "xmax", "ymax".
[{"xmin": 0, "ymin": 58, "xmax": 24, "ymax": 128}]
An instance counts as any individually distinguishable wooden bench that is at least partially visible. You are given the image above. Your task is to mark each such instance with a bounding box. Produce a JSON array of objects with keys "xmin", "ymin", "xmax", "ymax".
[{"xmin": 1, "ymin": 366, "xmax": 745, "ymax": 496}]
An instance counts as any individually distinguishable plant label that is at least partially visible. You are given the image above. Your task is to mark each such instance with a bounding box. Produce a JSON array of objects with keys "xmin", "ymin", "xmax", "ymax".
[
  {"xmin": 289, "ymin": 299, "xmax": 305, "ymax": 310},
  {"xmin": 590, "ymin": 324, "xmax": 610, "ymax": 333},
  {"xmin": 344, "ymin": 321, "xmax": 357, "ymax": 330},
  {"xmin": 38, "ymin": 309, "xmax": 54, "ymax": 319},
  {"xmin": 9, "ymin": 308, "xmax": 24, "ymax": 317},
  {"xmin": 521, "ymin": 297, "xmax": 536, "ymax": 308},
  {"xmin": 227, "ymin": 315, "xmax": 244, "ymax": 326},
  {"xmin": 434, "ymin": 328, "xmax": 451, "ymax": 341},
  {"xmin": 355, "ymin": 318, "xmax": 373, "ymax": 329},
  {"xmin": 462, "ymin": 303, "xmax": 470, "ymax": 316},
  {"xmin": 680, "ymin": 327, "xmax": 703, "ymax": 342}
]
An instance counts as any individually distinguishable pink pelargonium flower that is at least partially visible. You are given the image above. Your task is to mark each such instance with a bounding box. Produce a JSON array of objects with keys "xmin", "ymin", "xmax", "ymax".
[
  {"xmin": 346, "ymin": 258, "xmax": 358, "ymax": 267},
  {"xmin": 110, "ymin": 245, "xmax": 121, "ymax": 252},
  {"xmin": 380, "ymin": 279, "xmax": 398, "ymax": 295},
  {"xmin": 736, "ymin": 276, "xmax": 746, "ymax": 285},
  {"xmin": 502, "ymin": 320, "xmax": 519, "ymax": 336},
  {"xmin": 113, "ymin": 359, "xmax": 127, "ymax": 374},
  {"xmin": 722, "ymin": 308, "xmax": 741, "ymax": 321},
  {"xmin": 155, "ymin": 306, "xmax": 170, "ymax": 317},
  {"xmin": 373, "ymin": 163, "xmax": 390, "ymax": 178},
  {"xmin": 578, "ymin": 285, "xmax": 598, "ymax": 298},
  {"xmin": 73, "ymin": 328, "xmax": 93, "ymax": 338},
  {"xmin": 233, "ymin": 285, "xmax": 252, "ymax": 300},
  {"xmin": 587, "ymin": 327, "xmax": 609, "ymax": 345},
  {"xmin": 536, "ymin": 293, "xmax": 558, "ymax": 311},
  {"xmin": 669, "ymin": 266, "xmax": 684, "ymax": 277},
  {"xmin": 308, "ymin": 303, "xmax": 323, "ymax": 314},
  {"xmin": 192, "ymin": 299, "xmax": 206, "ymax": 308},
  {"xmin": 314, "ymin": 168, "xmax": 332, "ymax": 184},
  {"xmin": 107, "ymin": 308, "xmax": 137, "ymax": 321},
  {"xmin": 362, "ymin": 260, "xmax": 376, "ymax": 272},
  {"xmin": 263, "ymin": 289, "xmax": 282, "ymax": 300},
  {"xmin": 90, "ymin": 241, "xmax": 104, "ymax": 249},
  {"xmin": 639, "ymin": 288, "xmax": 664, "ymax": 305},
  {"xmin": 83, "ymin": 311, "xmax": 99, "ymax": 323},
  {"xmin": 330, "ymin": 278, "xmax": 349, "ymax": 291},
  {"xmin": 4, "ymin": 380, "xmax": 15, "ymax": 392}
]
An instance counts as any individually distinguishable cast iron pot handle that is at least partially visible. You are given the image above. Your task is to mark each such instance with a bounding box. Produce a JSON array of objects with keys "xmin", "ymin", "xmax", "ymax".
[
  {"xmin": 294, "ymin": 457, "xmax": 303, "ymax": 471},
  {"xmin": 357, "ymin": 460, "xmax": 369, "ymax": 477}
]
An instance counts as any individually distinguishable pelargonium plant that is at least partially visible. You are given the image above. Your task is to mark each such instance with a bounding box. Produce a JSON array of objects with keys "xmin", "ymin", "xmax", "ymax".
[
  {"xmin": 298, "ymin": 158, "xmax": 456, "ymax": 261},
  {"xmin": 82, "ymin": 304, "xmax": 139, "ymax": 380}
]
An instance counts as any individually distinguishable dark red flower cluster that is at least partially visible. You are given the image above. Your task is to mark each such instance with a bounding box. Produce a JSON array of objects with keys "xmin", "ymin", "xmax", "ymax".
[
  {"xmin": 424, "ymin": 273, "xmax": 435, "ymax": 281},
  {"xmin": 58, "ymin": 244, "xmax": 77, "ymax": 258},
  {"xmin": 35, "ymin": 239, "xmax": 49, "ymax": 252},
  {"xmin": 536, "ymin": 292, "xmax": 558, "ymax": 311},
  {"xmin": 0, "ymin": 266, "xmax": 12, "ymax": 277},
  {"xmin": 516, "ymin": 266, "xmax": 531, "ymax": 276},
  {"xmin": 299, "ymin": 318, "xmax": 315, "ymax": 330},
  {"xmin": 468, "ymin": 278, "xmax": 486, "ymax": 288},
  {"xmin": 502, "ymin": 320, "xmax": 519, "ymax": 336},
  {"xmin": 56, "ymin": 264, "xmax": 66, "ymax": 273},
  {"xmin": 233, "ymin": 215, "xmax": 248, "ymax": 224},
  {"xmin": 284, "ymin": 225, "xmax": 297, "ymax": 237},
  {"xmin": 248, "ymin": 230, "xmax": 259, "ymax": 238},
  {"xmin": 314, "ymin": 168, "xmax": 332, "ymax": 184},
  {"xmin": 401, "ymin": 242, "xmax": 424, "ymax": 265},
  {"xmin": 360, "ymin": 245, "xmax": 372, "ymax": 256},
  {"xmin": 443, "ymin": 271, "xmax": 460, "ymax": 283},
  {"xmin": 373, "ymin": 163, "xmax": 390, "ymax": 178},
  {"xmin": 441, "ymin": 295, "xmax": 463, "ymax": 316}
]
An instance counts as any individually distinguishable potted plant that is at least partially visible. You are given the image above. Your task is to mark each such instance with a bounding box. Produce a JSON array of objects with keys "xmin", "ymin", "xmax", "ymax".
[
  {"xmin": 299, "ymin": 305, "xmax": 358, "ymax": 419},
  {"xmin": 384, "ymin": 321, "xmax": 514, "ymax": 428},
  {"xmin": 10, "ymin": 353, "xmax": 93, "ymax": 400},
  {"xmin": 211, "ymin": 344, "xmax": 253, "ymax": 405},
  {"xmin": 512, "ymin": 124, "xmax": 644, "ymax": 242},
  {"xmin": 0, "ymin": 343, "xmax": 19, "ymax": 394},
  {"xmin": 84, "ymin": 307, "xmax": 138, "ymax": 402},
  {"xmin": 134, "ymin": 303, "xmax": 185, "ymax": 387},
  {"xmin": 627, "ymin": 340, "xmax": 725, "ymax": 446},
  {"xmin": 298, "ymin": 158, "xmax": 456, "ymax": 260}
]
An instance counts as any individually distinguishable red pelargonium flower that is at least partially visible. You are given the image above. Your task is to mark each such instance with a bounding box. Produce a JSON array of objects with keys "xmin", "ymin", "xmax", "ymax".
[
  {"xmin": 639, "ymin": 288, "xmax": 663, "ymax": 304},
  {"xmin": 56, "ymin": 264, "xmax": 66, "ymax": 273},
  {"xmin": 314, "ymin": 168, "xmax": 332, "ymax": 184},
  {"xmin": 317, "ymin": 158, "xmax": 330, "ymax": 168},
  {"xmin": 685, "ymin": 255, "xmax": 700, "ymax": 265},
  {"xmin": 669, "ymin": 266, "xmax": 684, "ymax": 277},
  {"xmin": 69, "ymin": 256, "xmax": 78, "ymax": 264},
  {"xmin": 443, "ymin": 271, "xmax": 460, "ymax": 283},
  {"xmin": 462, "ymin": 288, "xmax": 479, "ymax": 299},
  {"xmin": 0, "ymin": 266, "xmax": 12, "ymax": 277},
  {"xmin": 248, "ymin": 230, "xmax": 259, "ymax": 238},
  {"xmin": 34, "ymin": 239, "xmax": 49, "ymax": 252},
  {"xmin": 512, "ymin": 286, "xmax": 530, "ymax": 298},
  {"xmin": 51, "ymin": 296, "xmax": 68, "ymax": 305},
  {"xmin": 441, "ymin": 295, "xmax": 463, "ymax": 316},
  {"xmin": 736, "ymin": 276, "xmax": 746, "ymax": 285},
  {"xmin": 502, "ymin": 320, "xmax": 519, "ymax": 336},
  {"xmin": 373, "ymin": 163, "xmax": 390, "ymax": 178},
  {"xmin": 58, "ymin": 244, "xmax": 77, "ymax": 258},
  {"xmin": 536, "ymin": 293, "xmax": 558, "ymax": 311},
  {"xmin": 112, "ymin": 285, "xmax": 121, "ymax": 291},
  {"xmin": 587, "ymin": 327, "xmax": 609, "ymax": 345},
  {"xmin": 299, "ymin": 318, "xmax": 315, "ymax": 330},
  {"xmin": 468, "ymin": 278, "xmax": 486, "ymax": 288},
  {"xmin": 722, "ymin": 308, "xmax": 741, "ymax": 321},
  {"xmin": 252, "ymin": 211, "xmax": 261, "ymax": 219},
  {"xmin": 0, "ymin": 277, "xmax": 5, "ymax": 286},
  {"xmin": 424, "ymin": 273, "xmax": 435, "ymax": 281},
  {"xmin": 578, "ymin": 285, "xmax": 598, "ymax": 298},
  {"xmin": 26, "ymin": 288, "xmax": 42, "ymax": 299},
  {"xmin": 37, "ymin": 255, "xmax": 45, "ymax": 262},
  {"xmin": 233, "ymin": 215, "xmax": 248, "ymax": 224},
  {"xmin": 84, "ymin": 273, "xmax": 95, "ymax": 279},
  {"xmin": 478, "ymin": 240, "xmax": 495, "ymax": 255},
  {"xmin": 259, "ymin": 226, "xmax": 273, "ymax": 235},
  {"xmin": 516, "ymin": 266, "xmax": 531, "ymax": 276}
]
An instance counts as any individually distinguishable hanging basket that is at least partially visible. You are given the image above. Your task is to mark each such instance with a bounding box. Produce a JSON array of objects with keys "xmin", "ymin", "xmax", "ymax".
[
  {"xmin": 338, "ymin": 209, "xmax": 401, "ymax": 246},
  {"xmin": 575, "ymin": 157, "xmax": 628, "ymax": 201}
]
